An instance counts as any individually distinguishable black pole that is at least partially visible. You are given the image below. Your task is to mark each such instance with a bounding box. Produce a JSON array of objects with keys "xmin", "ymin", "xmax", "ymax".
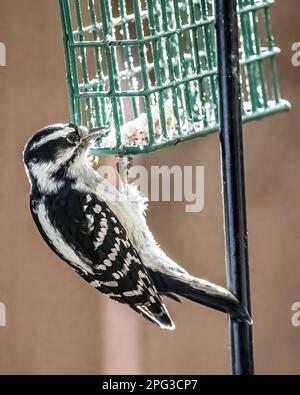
[{"xmin": 214, "ymin": 0, "xmax": 254, "ymax": 375}]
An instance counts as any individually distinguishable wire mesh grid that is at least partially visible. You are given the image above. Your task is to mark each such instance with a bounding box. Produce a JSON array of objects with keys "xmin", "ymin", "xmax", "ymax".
[{"xmin": 59, "ymin": 0, "xmax": 290, "ymax": 155}]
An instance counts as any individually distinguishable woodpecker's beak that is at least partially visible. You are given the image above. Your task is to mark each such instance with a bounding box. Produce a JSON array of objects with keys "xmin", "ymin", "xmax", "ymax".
[{"xmin": 80, "ymin": 127, "xmax": 110, "ymax": 147}]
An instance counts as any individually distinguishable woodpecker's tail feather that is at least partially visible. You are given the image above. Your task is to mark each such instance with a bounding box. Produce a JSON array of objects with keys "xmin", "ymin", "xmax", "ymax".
[
  {"xmin": 149, "ymin": 269, "xmax": 252, "ymax": 324},
  {"xmin": 130, "ymin": 302, "xmax": 175, "ymax": 330}
]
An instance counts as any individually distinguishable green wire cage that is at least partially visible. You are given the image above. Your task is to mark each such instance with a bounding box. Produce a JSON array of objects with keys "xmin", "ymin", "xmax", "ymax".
[{"xmin": 59, "ymin": 0, "xmax": 290, "ymax": 156}]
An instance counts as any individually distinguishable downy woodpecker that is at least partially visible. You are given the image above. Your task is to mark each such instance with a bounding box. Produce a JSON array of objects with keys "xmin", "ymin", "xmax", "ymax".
[{"xmin": 23, "ymin": 124, "xmax": 251, "ymax": 329}]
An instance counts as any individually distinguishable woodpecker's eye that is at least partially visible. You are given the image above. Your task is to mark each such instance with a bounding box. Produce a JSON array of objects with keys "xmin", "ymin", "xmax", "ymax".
[{"xmin": 66, "ymin": 131, "xmax": 80, "ymax": 145}]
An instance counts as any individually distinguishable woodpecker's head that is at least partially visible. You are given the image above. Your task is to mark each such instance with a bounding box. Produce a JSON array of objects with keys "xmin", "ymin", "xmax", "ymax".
[{"xmin": 23, "ymin": 123, "xmax": 102, "ymax": 193}]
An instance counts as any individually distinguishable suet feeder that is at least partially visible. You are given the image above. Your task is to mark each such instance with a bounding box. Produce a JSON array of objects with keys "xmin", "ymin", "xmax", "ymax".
[
  {"xmin": 59, "ymin": 0, "xmax": 289, "ymax": 156},
  {"xmin": 59, "ymin": 0, "xmax": 290, "ymax": 375}
]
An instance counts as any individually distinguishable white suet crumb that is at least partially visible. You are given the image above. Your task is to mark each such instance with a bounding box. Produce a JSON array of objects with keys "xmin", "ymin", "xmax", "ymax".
[
  {"xmin": 88, "ymin": 155, "xmax": 101, "ymax": 171},
  {"xmin": 100, "ymin": 99, "xmax": 176, "ymax": 149}
]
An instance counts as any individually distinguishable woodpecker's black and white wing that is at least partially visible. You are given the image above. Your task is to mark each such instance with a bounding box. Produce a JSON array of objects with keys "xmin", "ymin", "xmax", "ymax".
[{"xmin": 31, "ymin": 188, "xmax": 174, "ymax": 330}]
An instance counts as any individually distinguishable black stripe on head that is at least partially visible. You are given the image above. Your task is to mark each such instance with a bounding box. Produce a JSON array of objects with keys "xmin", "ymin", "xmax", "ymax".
[
  {"xmin": 27, "ymin": 137, "xmax": 72, "ymax": 164},
  {"xmin": 23, "ymin": 124, "xmax": 77, "ymax": 166},
  {"xmin": 26, "ymin": 124, "xmax": 66, "ymax": 149},
  {"xmin": 68, "ymin": 123, "xmax": 79, "ymax": 132}
]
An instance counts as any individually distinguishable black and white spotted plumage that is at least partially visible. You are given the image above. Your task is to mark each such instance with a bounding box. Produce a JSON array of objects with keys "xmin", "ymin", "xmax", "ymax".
[
  {"xmin": 31, "ymin": 189, "xmax": 173, "ymax": 328},
  {"xmin": 24, "ymin": 123, "xmax": 252, "ymax": 330}
]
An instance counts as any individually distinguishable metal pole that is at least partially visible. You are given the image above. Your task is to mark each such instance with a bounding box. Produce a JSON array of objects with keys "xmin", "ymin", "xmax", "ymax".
[{"xmin": 214, "ymin": 0, "xmax": 254, "ymax": 375}]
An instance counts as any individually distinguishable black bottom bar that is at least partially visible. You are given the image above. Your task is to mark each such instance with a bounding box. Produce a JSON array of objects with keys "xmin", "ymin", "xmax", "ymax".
[{"xmin": 0, "ymin": 376, "xmax": 297, "ymax": 392}]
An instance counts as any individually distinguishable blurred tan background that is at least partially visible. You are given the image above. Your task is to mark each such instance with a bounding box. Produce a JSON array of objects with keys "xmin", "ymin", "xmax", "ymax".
[{"xmin": 0, "ymin": 0, "xmax": 300, "ymax": 375}]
